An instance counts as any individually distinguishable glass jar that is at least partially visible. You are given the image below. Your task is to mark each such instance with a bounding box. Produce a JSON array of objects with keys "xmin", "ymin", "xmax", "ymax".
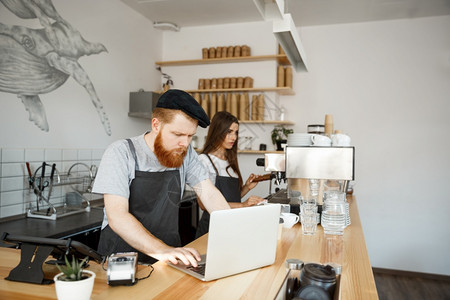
[{"xmin": 321, "ymin": 192, "xmax": 347, "ymax": 235}]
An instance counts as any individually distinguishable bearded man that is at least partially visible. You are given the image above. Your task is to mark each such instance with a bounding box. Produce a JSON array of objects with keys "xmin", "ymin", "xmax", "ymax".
[{"xmin": 93, "ymin": 89, "xmax": 230, "ymax": 266}]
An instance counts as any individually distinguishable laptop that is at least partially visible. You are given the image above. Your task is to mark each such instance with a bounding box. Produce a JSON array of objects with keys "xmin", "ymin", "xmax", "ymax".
[{"xmin": 168, "ymin": 204, "xmax": 281, "ymax": 281}]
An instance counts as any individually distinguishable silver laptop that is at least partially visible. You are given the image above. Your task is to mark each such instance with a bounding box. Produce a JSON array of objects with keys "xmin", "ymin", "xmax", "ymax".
[{"xmin": 168, "ymin": 204, "xmax": 281, "ymax": 281}]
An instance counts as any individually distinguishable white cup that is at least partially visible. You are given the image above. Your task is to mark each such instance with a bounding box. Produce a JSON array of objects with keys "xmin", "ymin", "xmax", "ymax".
[
  {"xmin": 280, "ymin": 212, "xmax": 299, "ymax": 229},
  {"xmin": 311, "ymin": 134, "xmax": 331, "ymax": 146},
  {"xmin": 331, "ymin": 134, "xmax": 351, "ymax": 146}
]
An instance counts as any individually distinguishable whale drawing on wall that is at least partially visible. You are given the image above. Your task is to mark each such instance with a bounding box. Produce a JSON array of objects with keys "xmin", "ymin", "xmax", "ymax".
[{"xmin": 0, "ymin": 0, "xmax": 111, "ymax": 135}]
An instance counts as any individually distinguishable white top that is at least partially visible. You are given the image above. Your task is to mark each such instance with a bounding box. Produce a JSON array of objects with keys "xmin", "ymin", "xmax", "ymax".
[{"xmin": 198, "ymin": 154, "xmax": 238, "ymax": 185}]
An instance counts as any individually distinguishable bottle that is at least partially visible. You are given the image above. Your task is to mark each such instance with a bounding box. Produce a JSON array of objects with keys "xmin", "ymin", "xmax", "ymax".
[
  {"xmin": 244, "ymin": 76, "xmax": 253, "ymax": 88},
  {"xmin": 202, "ymin": 48, "xmax": 208, "ymax": 59},
  {"xmin": 279, "ymin": 107, "xmax": 285, "ymax": 121},
  {"xmin": 217, "ymin": 78, "xmax": 224, "ymax": 89},
  {"xmin": 277, "ymin": 65, "xmax": 285, "ymax": 87},
  {"xmin": 217, "ymin": 93, "xmax": 225, "ymax": 111},
  {"xmin": 211, "ymin": 78, "xmax": 217, "ymax": 89},
  {"xmin": 201, "ymin": 94, "xmax": 209, "ymax": 118},
  {"xmin": 227, "ymin": 46, "xmax": 234, "ymax": 57},
  {"xmin": 226, "ymin": 93, "xmax": 232, "ymax": 112},
  {"xmin": 198, "ymin": 79, "xmax": 204, "ymax": 90},
  {"xmin": 324, "ymin": 114, "xmax": 333, "ymax": 137},
  {"xmin": 285, "ymin": 66, "xmax": 293, "ymax": 88},
  {"xmin": 208, "ymin": 47, "xmax": 215, "ymax": 59},
  {"xmin": 257, "ymin": 94, "xmax": 265, "ymax": 121},
  {"xmin": 243, "ymin": 93, "xmax": 250, "ymax": 120},
  {"xmin": 234, "ymin": 45, "xmax": 241, "ymax": 57},
  {"xmin": 204, "ymin": 78, "xmax": 211, "ymax": 90},
  {"xmin": 221, "ymin": 47, "xmax": 227, "ymax": 58},
  {"xmin": 230, "ymin": 93, "xmax": 238, "ymax": 117},
  {"xmin": 215, "ymin": 47, "xmax": 222, "ymax": 58},
  {"xmin": 230, "ymin": 77, "xmax": 237, "ymax": 89},
  {"xmin": 251, "ymin": 95, "xmax": 258, "ymax": 120},
  {"xmin": 237, "ymin": 77, "xmax": 244, "ymax": 89},
  {"xmin": 210, "ymin": 93, "xmax": 217, "ymax": 119},
  {"xmin": 238, "ymin": 93, "xmax": 248, "ymax": 121},
  {"xmin": 224, "ymin": 77, "xmax": 230, "ymax": 89}
]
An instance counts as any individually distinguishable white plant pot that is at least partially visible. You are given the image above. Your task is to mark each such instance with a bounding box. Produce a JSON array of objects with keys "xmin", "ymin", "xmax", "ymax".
[{"xmin": 54, "ymin": 270, "xmax": 95, "ymax": 300}]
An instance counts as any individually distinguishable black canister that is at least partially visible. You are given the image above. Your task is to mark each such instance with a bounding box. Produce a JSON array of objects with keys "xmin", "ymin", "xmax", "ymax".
[{"xmin": 299, "ymin": 263, "xmax": 337, "ymax": 299}]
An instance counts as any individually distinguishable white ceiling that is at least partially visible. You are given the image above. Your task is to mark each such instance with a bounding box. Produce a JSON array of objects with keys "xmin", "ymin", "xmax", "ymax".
[{"xmin": 121, "ymin": 0, "xmax": 450, "ymax": 29}]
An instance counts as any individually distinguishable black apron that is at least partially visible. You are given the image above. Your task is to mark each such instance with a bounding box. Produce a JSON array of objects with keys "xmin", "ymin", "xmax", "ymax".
[
  {"xmin": 195, "ymin": 154, "xmax": 240, "ymax": 238},
  {"xmin": 97, "ymin": 139, "xmax": 182, "ymax": 264}
]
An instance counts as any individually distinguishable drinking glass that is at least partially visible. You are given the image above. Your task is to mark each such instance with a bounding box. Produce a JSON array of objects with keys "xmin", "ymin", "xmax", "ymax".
[{"xmin": 301, "ymin": 212, "xmax": 318, "ymax": 235}]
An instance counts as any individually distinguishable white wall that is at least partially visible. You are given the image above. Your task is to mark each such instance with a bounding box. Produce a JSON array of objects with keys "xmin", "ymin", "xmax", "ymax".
[
  {"xmin": 0, "ymin": 0, "xmax": 160, "ymax": 148},
  {"xmin": 296, "ymin": 16, "xmax": 450, "ymax": 276},
  {"xmin": 0, "ymin": 1, "xmax": 162, "ymax": 217},
  {"xmin": 161, "ymin": 16, "xmax": 450, "ymax": 276}
]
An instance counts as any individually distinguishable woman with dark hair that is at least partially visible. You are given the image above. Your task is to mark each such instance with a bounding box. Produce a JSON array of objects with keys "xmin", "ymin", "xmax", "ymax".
[{"xmin": 195, "ymin": 111, "xmax": 265, "ymax": 238}]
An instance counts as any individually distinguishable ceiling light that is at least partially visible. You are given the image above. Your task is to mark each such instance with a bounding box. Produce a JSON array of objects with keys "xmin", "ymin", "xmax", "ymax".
[
  {"xmin": 273, "ymin": 13, "xmax": 308, "ymax": 72},
  {"xmin": 153, "ymin": 21, "xmax": 180, "ymax": 32}
]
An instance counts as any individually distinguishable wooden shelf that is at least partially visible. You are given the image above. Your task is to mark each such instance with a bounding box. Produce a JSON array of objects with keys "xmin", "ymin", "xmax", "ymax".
[
  {"xmin": 155, "ymin": 54, "xmax": 291, "ymax": 66},
  {"xmin": 185, "ymin": 87, "xmax": 294, "ymax": 96}
]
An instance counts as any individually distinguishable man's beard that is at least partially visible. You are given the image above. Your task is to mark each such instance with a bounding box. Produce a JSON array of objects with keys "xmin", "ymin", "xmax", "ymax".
[{"xmin": 154, "ymin": 132, "xmax": 187, "ymax": 168}]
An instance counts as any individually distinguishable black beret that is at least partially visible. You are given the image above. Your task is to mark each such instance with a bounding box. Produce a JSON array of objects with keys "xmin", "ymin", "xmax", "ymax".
[{"xmin": 156, "ymin": 89, "xmax": 210, "ymax": 128}]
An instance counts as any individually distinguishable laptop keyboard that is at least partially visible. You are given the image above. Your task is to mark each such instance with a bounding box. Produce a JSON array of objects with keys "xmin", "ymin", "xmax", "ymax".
[{"xmin": 187, "ymin": 263, "xmax": 206, "ymax": 276}]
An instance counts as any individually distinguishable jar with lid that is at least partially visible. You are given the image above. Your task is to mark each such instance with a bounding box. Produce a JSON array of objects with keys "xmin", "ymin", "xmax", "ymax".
[
  {"xmin": 307, "ymin": 124, "xmax": 325, "ymax": 135},
  {"xmin": 298, "ymin": 263, "xmax": 336, "ymax": 299}
]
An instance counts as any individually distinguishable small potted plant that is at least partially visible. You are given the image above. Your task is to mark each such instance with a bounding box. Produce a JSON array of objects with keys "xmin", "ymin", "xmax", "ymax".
[
  {"xmin": 271, "ymin": 125, "xmax": 293, "ymax": 151},
  {"xmin": 54, "ymin": 256, "xmax": 95, "ymax": 300}
]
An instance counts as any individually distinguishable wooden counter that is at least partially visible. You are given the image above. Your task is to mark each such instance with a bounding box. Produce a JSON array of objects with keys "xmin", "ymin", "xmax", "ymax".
[{"xmin": 0, "ymin": 196, "xmax": 378, "ymax": 299}]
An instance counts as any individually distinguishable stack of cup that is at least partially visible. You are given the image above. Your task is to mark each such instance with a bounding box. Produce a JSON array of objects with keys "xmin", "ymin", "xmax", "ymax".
[
  {"xmin": 321, "ymin": 191, "xmax": 347, "ymax": 235},
  {"xmin": 300, "ymin": 197, "xmax": 319, "ymax": 235}
]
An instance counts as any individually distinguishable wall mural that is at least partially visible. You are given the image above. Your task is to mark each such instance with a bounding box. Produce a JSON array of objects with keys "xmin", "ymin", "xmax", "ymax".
[{"xmin": 0, "ymin": 0, "xmax": 111, "ymax": 135}]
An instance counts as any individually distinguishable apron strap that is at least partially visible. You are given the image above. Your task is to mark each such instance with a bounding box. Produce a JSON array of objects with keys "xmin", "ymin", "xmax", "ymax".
[
  {"xmin": 126, "ymin": 138, "xmax": 139, "ymax": 170},
  {"xmin": 206, "ymin": 154, "xmax": 219, "ymax": 175}
]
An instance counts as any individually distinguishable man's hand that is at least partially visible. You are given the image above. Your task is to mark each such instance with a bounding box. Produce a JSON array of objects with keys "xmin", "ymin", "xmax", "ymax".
[
  {"xmin": 151, "ymin": 246, "xmax": 201, "ymax": 267},
  {"xmin": 242, "ymin": 195, "xmax": 265, "ymax": 207}
]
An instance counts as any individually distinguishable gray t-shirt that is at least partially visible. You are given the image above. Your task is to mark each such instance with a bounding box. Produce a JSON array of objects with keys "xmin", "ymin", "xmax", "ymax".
[{"xmin": 92, "ymin": 132, "xmax": 209, "ymax": 227}]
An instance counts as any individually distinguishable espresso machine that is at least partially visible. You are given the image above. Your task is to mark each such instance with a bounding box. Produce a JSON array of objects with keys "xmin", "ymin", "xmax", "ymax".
[{"xmin": 257, "ymin": 146, "xmax": 355, "ymax": 214}]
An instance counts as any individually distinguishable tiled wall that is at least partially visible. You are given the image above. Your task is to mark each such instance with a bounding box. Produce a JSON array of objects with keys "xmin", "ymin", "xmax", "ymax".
[{"xmin": 0, "ymin": 148, "xmax": 105, "ymax": 218}]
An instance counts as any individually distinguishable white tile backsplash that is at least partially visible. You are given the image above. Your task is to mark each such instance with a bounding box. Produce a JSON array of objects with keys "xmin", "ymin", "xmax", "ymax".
[
  {"xmin": 1, "ymin": 190, "xmax": 24, "ymax": 206},
  {"xmin": 1, "ymin": 149, "xmax": 24, "ymax": 163},
  {"xmin": 1, "ymin": 177, "xmax": 24, "ymax": 192},
  {"xmin": 25, "ymin": 149, "xmax": 45, "ymax": 162},
  {"xmin": 0, "ymin": 147, "xmax": 105, "ymax": 218},
  {"xmin": 63, "ymin": 149, "xmax": 78, "ymax": 161},
  {"xmin": 0, "ymin": 203, "xmax": 24, "ymax": 218},
  {"xmin": 1, "ymin": 163, "xmax": 25, "ymax": 177},
  {"xmin": 78, "ymin": 149, "xmax": 92, "ymax": 160},
  {"xmin": 45, "ymin": 149, "xmax": 62, "ymax": 162}
]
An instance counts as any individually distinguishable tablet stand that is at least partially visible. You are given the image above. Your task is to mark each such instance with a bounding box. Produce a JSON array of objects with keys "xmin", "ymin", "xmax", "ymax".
[{"xmin": 6, "ymin": 243, "xmax": 55, "ymax": 284}]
